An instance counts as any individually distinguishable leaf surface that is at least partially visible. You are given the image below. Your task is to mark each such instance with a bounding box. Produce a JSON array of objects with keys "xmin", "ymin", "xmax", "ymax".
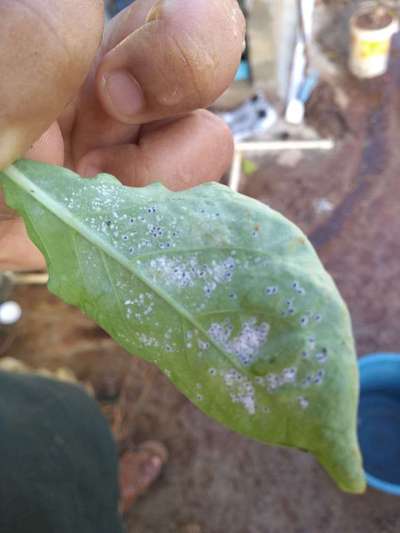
[{"xmin": 1, "ymin": 160, "xmax": 365, "ymax": 493}]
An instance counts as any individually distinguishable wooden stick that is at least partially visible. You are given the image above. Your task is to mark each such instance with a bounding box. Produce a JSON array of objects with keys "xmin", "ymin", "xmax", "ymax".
[{"xmin": 5, "ymin": 272, "xmax": 49, "ymax": 286}]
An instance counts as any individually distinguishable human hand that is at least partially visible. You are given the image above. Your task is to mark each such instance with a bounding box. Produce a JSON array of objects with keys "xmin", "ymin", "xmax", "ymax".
[{"xmin": 0, "ymin": 0, "xmax": 245, "ymax": 271}]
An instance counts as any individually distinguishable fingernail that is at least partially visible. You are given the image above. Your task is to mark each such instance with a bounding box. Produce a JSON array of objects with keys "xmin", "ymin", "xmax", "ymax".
[{"xmin": 104, "ymin": 70, "xmax": 144, "ymax": 118}]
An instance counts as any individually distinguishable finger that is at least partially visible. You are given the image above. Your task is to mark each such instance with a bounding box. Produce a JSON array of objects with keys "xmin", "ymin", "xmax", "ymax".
[
  {"xmin": 99, "ymin": 0, "xmax": 245, "ymax": 120},
  {"xmin": 0, "ymin": 122, "xmax": 65, "ymax": 271},
  {"xmin": 24, "ymin": 122, "xmax": 65, "ymax": 168},
  {"xmin": 0, "ymin": 123, "xmax": 64, "ymax": 214},
  {"xmin": 72, "ymin": 0, "xmax": 245, "ymax": 163},
  {"xmin": 0, "ymin": 218, "xmax": 46, "ymax": 271},
  {"xmin": 0, "ymin": 0, "xmax": 104, "ymax": 170},
  {"xmin": 77, "ymin": 110, "xmax": 233, "ymax": 190}
]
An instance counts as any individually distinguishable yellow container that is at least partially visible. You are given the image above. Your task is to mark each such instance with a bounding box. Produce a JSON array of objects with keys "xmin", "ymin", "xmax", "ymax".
[{"xmin": 350, "ymin": 5, "xmax": 399, "ymax": 79}]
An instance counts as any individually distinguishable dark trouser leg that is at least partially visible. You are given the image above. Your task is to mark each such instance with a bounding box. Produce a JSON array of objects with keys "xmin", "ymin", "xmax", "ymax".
[{"xmin": 0, "ymin": 371, "xmax": 123, "ymax": 533}]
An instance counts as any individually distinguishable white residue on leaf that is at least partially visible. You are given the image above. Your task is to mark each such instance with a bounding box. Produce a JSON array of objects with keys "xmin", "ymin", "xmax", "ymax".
[
  {"xmin": 85, "ymin": 196, "xmax": 183, "ymax": 256},
  {"xmin": 282, "ymin": 367, "xmax": 297, "ymax": 383},
  {"xmin": 198, "ymin": 340, "xmax": 209, "ymax": 351},
  {"xmin": 238, "ymin": 393, "xmax": 256, "ymax": 415},
  {"xmin": 223, "ymin": 369, "xmax": 256, "ymax": 415},
  {"xmin": 208, "ymin": 318, "xmax": 270, "ymax": 366},
  {"xmin": 223, "ymin": 368, "xmax": 242, "ymax": 386},
  {"xmin": 265, "ymin": 367, "xmax": 298, "ymax": 393},
  {"xmin": 147, "ymin": 254, "xmax": 237, "ymax": 295},
  {"xmin": 137, "ymin": 332, "xmax": 159, "ymax": 348},
  {"xmin": 124, "ymin": 292, "xmax": 154, "ymax": 320},
  {"xmin": 298, "ymin": 396, "xmax": 309, "ymax": 409}
]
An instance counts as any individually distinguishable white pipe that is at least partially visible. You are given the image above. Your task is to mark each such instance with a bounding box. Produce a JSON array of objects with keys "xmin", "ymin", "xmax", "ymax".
[
  {"xmin": 5, "ymin": 272, "xmax": 49, "ymax": 285},
  {"xmin": 236, "ymin": 139, "xmax": 334, "ymax": 152},
  {"xmin": 301, "ymin": 0, "xmax": 316, "ymax": 47}
]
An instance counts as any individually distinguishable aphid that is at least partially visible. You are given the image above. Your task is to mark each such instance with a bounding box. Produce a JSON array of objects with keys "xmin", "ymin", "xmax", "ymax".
[
  {"xmin": 315, "ymin": 350, "xmax": 328, "ymax": 364},
  {"xmin": 314, "ymin": 369, "xmax": 325, "ymax": 384},
  {"xmin": 303, "ymin": 375, "xmax": 313, "ymax": 387},
  {"xmin": 266, "ymin": 286, "xmax": 278, "ymax": 296}
]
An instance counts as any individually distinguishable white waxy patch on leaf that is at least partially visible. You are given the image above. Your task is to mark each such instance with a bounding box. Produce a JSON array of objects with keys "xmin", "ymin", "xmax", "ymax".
[{"xmin": 208, "ymin": 318, "xmax": 270, "ymax": 366}]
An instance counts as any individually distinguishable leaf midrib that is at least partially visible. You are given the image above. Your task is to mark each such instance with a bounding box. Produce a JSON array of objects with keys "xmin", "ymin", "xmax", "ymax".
[{"xmin": 2, "ymin": 164, "xmax": 243, "ymax": 369}]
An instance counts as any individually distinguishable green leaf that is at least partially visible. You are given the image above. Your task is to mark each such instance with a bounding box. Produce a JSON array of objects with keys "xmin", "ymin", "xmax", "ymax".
[{"xmin": 0, "ymin": 160, "xmax": 365, "ymax": 493}]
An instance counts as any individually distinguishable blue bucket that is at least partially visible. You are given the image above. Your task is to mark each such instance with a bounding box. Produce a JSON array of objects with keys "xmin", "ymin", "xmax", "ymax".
[{"xmin": 358, "ymin": 353, "xmax": 400, "ymax": 496}]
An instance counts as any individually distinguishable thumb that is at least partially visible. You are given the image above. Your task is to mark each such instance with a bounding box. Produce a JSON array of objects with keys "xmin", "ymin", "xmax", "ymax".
[
  {"xmin": 72, "ymin": 0, "xmax": 245, "ymax": 164},
  {"xmin": 0, "ymin": 0, "xmax": 104, "ymax": 170}
]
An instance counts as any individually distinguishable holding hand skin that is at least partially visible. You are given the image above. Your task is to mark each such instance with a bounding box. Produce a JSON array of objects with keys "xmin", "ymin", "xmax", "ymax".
[{"xmin": 0, "ymin": 0, "xmax": 245, "ymax": 270}]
